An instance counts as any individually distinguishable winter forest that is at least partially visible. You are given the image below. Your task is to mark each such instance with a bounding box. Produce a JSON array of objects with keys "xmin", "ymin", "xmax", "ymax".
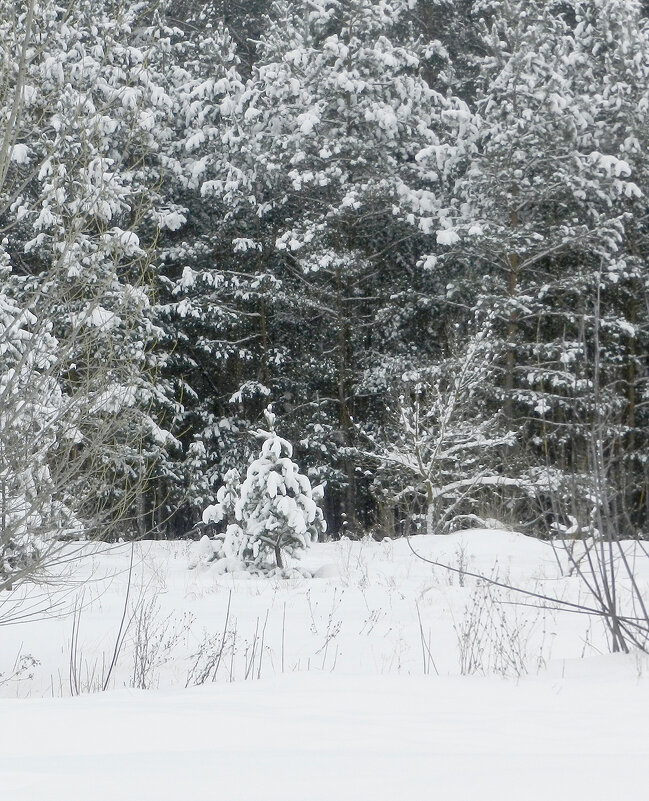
[
  {"xmin": 4, "ymin": 0, "xmax": 649, "ymax": 557},
  {"xmin": 1, "ymin": 1, "xmax": 649, "ymax": 798}
]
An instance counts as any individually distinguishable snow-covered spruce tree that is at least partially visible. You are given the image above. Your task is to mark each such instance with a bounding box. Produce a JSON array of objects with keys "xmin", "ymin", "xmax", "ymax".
[
  {"xmin": 175, "ymin": 0, "xmax": 472, "ymax": 533},
  {"xmin": 566, "ymin": 0, "xmax": 649, "ymax": 534},
  {"xmin": 214, "ymin": 415, "xmax": 326, "ymax": 571},
  {"xmin": 423, "ymin": 0, "xmax": 649, "ymax": 532},
  {"xmin": 149, "ymin": 15, "xmax": 254, "ymax": 534}
]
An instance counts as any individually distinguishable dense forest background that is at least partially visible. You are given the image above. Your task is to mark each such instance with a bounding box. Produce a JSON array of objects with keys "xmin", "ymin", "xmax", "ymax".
[{"xmin": 2, "ymin": 0, "xmax": 649, "ymax": 556}]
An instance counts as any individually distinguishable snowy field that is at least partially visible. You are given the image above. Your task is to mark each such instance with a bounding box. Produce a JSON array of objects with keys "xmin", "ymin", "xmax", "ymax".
[{"xmin": 1, "ymin": 530, "xmax": 648, "ymax": 800}]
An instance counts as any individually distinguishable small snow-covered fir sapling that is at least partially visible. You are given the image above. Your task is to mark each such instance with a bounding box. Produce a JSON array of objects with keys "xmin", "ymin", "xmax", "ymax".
[
  {"xmin": 237, "ymin": 418, "xmax": 326, "ymax": 569},
  {"xmin": 203, "ymin": 413, "xmax": 326, "ymax": 572}
]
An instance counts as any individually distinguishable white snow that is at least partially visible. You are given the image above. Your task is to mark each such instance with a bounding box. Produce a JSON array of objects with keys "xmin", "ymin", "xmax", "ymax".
[
  {"xmin": 436, "ymin": 227, "xmax": 460, "ymax": 246},
  {"xmin": 10, "ymin": 143, "xmax": 30, "ymax": 164},
  {"xmin": 73, "ymin": 305, "xmax": 121, "ymax": 330},
  {"xmin": 0, "ymin": 530, "xmax": 647, "ymax": 800},
  {"xmin": 2, "ymin": 668, "xmax": 647, "ymax": 801},
  {"xmin": 296, "ymin": 109, "xmax": 320, "ymax": 134},
  {"xmin": 588, "ymin": 151, "xmax": 633, "ymax": 178},
  {"xmin": 154, "ymin": 209, "xmax": 187, "ymax": 231},
  {"xmin": 112, "ymin": 228, "xmax": 142, "ymax": 255}
]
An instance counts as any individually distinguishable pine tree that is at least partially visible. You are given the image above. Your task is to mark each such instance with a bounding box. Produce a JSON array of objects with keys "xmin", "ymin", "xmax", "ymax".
[
  {"xmin": 567, "ymin": 0, "xmax": 649, "ymax": 532},
  {"xmin": 226, "ymin": 414, "xmax": 326, "ymax": 570},
  {"xmin": 200, "ymin": 467, "xmax": 241, "ymax": 560}
]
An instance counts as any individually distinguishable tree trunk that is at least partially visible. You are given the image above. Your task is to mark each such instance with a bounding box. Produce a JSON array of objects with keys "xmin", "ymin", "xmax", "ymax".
[
  {"xmin": 136, "ymin": 488, "xmax": 148, "ymax": 539},
  {"xmin": 335, "ymin": 266, "xmax": 358, "ymax": 532},
  {"xmin": 504, "ymin": 192, "xmax": 520, "ymax": 422},
  {"xmin": 274, "ymin": 541, "xmax": 283, "ymax": 570}
]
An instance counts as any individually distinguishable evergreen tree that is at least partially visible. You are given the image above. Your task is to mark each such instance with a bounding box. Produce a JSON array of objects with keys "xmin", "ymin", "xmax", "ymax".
[
  {"xmin": 426, "ymin": 0, "xmax": 649, "ymax": 531},
  {"xmin": 171, "ymin": 0, "xmax": 470, "ymax": 534},
  {"xmin": 213, "ymin": 413, "xmax": 326, "ymax": 569},
  {"xmin": 151, "ymin": 19, "xmax": 254, "ymax": 534}
]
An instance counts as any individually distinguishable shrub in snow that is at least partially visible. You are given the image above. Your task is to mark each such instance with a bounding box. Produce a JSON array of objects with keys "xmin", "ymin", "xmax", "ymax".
[
  {"xmin": 209, "ymin": 468, "xmax": 241, "ymax": 526},
  {"xmin": 0, "ymin": 282, "xmax": 79, "ymax": 588},
  {"xmin": 202, "ymin": 418, "xmax": 326, "ymax": 571},
  {"xmin": 201, "ymin": 468, "xmax": 242, "ymax": 564},
  {"xmin": 187, "ymin": 534, "xmax": 222, "ymax": 570}
]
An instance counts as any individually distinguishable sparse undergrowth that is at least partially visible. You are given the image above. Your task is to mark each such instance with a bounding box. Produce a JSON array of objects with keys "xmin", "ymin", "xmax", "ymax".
[{"xmin": 2, "ymin": 530, "xmax": 646, "ymax": 698}]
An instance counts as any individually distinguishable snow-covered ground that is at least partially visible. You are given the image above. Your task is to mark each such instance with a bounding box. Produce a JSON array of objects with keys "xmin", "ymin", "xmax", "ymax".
[{"xmin": 1, "ymin": 530, "xmax": 648, "ymax": 800}]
